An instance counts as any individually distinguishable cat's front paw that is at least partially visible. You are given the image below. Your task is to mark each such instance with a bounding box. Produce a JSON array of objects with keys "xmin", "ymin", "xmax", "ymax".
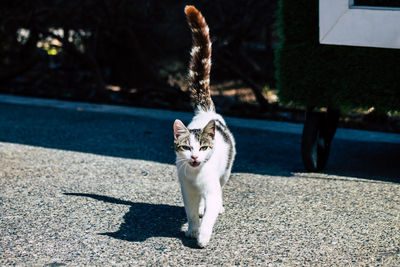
[
  {"xmin": 185, "ymin": 228, "xmax": 198, "ymax": 239},
  {"xmin": 197, "ymin": 230, "xmax": 212, "ymax": 248}
]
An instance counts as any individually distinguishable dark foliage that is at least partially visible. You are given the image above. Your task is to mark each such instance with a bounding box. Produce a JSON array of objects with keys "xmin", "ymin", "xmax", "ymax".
[{"xmin": 0, "ymin": 0, "xmax": 278, "ymax": 111}]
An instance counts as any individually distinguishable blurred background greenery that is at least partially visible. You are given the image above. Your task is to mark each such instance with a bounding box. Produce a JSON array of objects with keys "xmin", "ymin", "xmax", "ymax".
[
  {"xmin": 1, "ymin": 0, "xmax": 399, "ymax": 132},
  {"xmin": 0, "ymin": 0, "xmax": 278, "ymax": 115}
]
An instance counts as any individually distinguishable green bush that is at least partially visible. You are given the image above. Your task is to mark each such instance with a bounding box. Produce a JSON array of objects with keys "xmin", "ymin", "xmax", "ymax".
[{"xmin": 275, "ymin": 0, "xmax": 400, "ymax": 112}]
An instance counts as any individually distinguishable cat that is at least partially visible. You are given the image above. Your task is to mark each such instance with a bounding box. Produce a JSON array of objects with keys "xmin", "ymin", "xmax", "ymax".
[{"xmin": 173, "ymin": 5, "xmax": 236, "ymax": 248}]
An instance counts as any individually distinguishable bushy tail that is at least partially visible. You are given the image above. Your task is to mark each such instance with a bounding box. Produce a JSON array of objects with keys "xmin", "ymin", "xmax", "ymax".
[{"xmin": 184, "ymin": 5, "xmax": 215, "ymax": 112}]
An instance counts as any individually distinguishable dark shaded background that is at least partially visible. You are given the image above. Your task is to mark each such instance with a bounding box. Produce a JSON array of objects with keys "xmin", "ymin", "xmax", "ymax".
[
  {"xmin": 0, "ymin": 0, "xmax": 278, "ymax": 113},
  {"xmin": 1, "ymin": 102, "xmax": 399, "ymax": 181},
  {"xmin": 2, "ymin": 0, "xmax": 399, "ymax": 133}
]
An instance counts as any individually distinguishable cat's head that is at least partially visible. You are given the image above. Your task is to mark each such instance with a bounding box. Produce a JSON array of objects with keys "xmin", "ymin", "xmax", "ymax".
[{"xmin": 173, "ymin": 119, "xmax": 215, "ymax": 168}]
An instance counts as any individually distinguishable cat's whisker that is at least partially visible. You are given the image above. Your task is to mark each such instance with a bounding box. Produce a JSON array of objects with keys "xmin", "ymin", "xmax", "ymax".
[
  {"xmin": 177, "ymin": 162, "xmax": 186, "ymax": 173},
  {"xmin": 184, "ymin": 163, "xmax": 188, "ymax": 178},
  {"xmin": 176, "ymin": 158, "xmax": 187, "ymax": 164}
]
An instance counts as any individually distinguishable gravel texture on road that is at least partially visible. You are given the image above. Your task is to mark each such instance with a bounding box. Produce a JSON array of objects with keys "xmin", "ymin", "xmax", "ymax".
[{"xmin": 0, "ymin": 102, "xmax": 399, "ymax": 266}]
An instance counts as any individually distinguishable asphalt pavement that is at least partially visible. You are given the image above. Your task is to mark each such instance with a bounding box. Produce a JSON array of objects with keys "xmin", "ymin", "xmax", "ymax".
[{"xmin": 0, "ymin": 95, "xmax": 399, "ymax": 266}]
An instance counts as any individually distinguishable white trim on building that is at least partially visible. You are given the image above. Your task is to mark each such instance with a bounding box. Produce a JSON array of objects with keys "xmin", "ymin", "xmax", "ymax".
[{"xmin": 319, "ymin": 0, "xmax": 400, "ymax": 48}]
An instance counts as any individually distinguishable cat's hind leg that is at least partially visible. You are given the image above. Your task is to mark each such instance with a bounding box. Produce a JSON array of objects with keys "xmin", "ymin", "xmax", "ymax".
[
  {"xmin": 199, "ymin": 197, "xmax": 222, "ymax": 217},
  {"xmin": 219, "ymin": 169, "xmax": 231, "ymax": 189},
  {"xmin": 199, "ymin": 197, "xmax": 205, "ymax": 217},
  {"xmin": 202, "ymin": 203, "xmax": 224, "ymax": 215},
  {"xmin": 217, "ymin": 171, "xmax": 232, "ymax": 215}
]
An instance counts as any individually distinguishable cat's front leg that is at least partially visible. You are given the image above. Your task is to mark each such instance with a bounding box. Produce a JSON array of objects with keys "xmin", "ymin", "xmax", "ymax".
[
  {"xmin": 181, "ymin": 182, "xmax": 200, "ymax": 238},
  {"xmin": 197, "ymin": 188, "xmax": 222, "ymax": 247}
]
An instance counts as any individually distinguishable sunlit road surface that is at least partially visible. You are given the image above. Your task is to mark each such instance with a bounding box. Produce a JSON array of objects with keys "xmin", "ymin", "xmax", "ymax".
[{"xmin": 0, "ymin": 95, "xmax": 399, "ymax": 266}]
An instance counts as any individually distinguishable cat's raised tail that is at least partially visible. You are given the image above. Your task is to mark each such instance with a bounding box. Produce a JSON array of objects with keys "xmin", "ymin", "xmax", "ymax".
[{"xmin": 184, "ymin": 5, "xmax": 215, "ymax": 112}]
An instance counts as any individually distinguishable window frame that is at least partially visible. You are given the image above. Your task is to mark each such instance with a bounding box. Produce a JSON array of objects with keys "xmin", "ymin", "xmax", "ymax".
[
  {"xmin": 319, "ymin": 0, "xmax": 400, "ymax": 48},
  {"xmin": 351, "ymin": 0, "xmax": 400, "ymax": 10}
]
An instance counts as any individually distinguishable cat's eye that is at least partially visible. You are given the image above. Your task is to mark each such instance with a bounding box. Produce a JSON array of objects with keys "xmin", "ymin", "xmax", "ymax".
[
  {"xmin": 200, "ymin": 146, "xmax": 208, "ymax": 151},
  {"xmin": 181, "ymin": 145, "xmax": 191, "ymax": 150}
]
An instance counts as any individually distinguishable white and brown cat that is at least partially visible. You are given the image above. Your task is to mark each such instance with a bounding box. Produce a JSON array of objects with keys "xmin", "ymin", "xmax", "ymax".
[{"xmin": 173, "ymin": 5, "xmax": 236, "ymax": 248}]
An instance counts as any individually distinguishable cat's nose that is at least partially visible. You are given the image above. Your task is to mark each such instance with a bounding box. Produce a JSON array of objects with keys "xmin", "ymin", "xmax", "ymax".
[{"xmin": 191, "ymin": 155, "xmax": 198, "ymax": 160}]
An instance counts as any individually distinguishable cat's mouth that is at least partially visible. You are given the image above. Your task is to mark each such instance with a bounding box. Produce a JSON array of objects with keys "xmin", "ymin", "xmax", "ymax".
[{"xmin": 189, "ymin": 161, "xmax": 201, "ymax": 167}]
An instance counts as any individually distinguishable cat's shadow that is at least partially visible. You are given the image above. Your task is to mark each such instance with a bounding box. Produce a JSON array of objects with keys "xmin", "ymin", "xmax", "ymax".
[{"xmin": 64, "ymin": 193, "xmax": 200, "ymax": 248}]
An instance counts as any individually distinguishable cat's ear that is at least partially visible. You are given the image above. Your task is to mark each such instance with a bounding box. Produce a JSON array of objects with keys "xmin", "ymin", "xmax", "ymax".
[
  {"xmin": 173, "ymin": 119, "xmax": 189, "ymax": 139},
  {"xmin": 203, "ymin": 120, "xmax": 215, "ymax": 139}
]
